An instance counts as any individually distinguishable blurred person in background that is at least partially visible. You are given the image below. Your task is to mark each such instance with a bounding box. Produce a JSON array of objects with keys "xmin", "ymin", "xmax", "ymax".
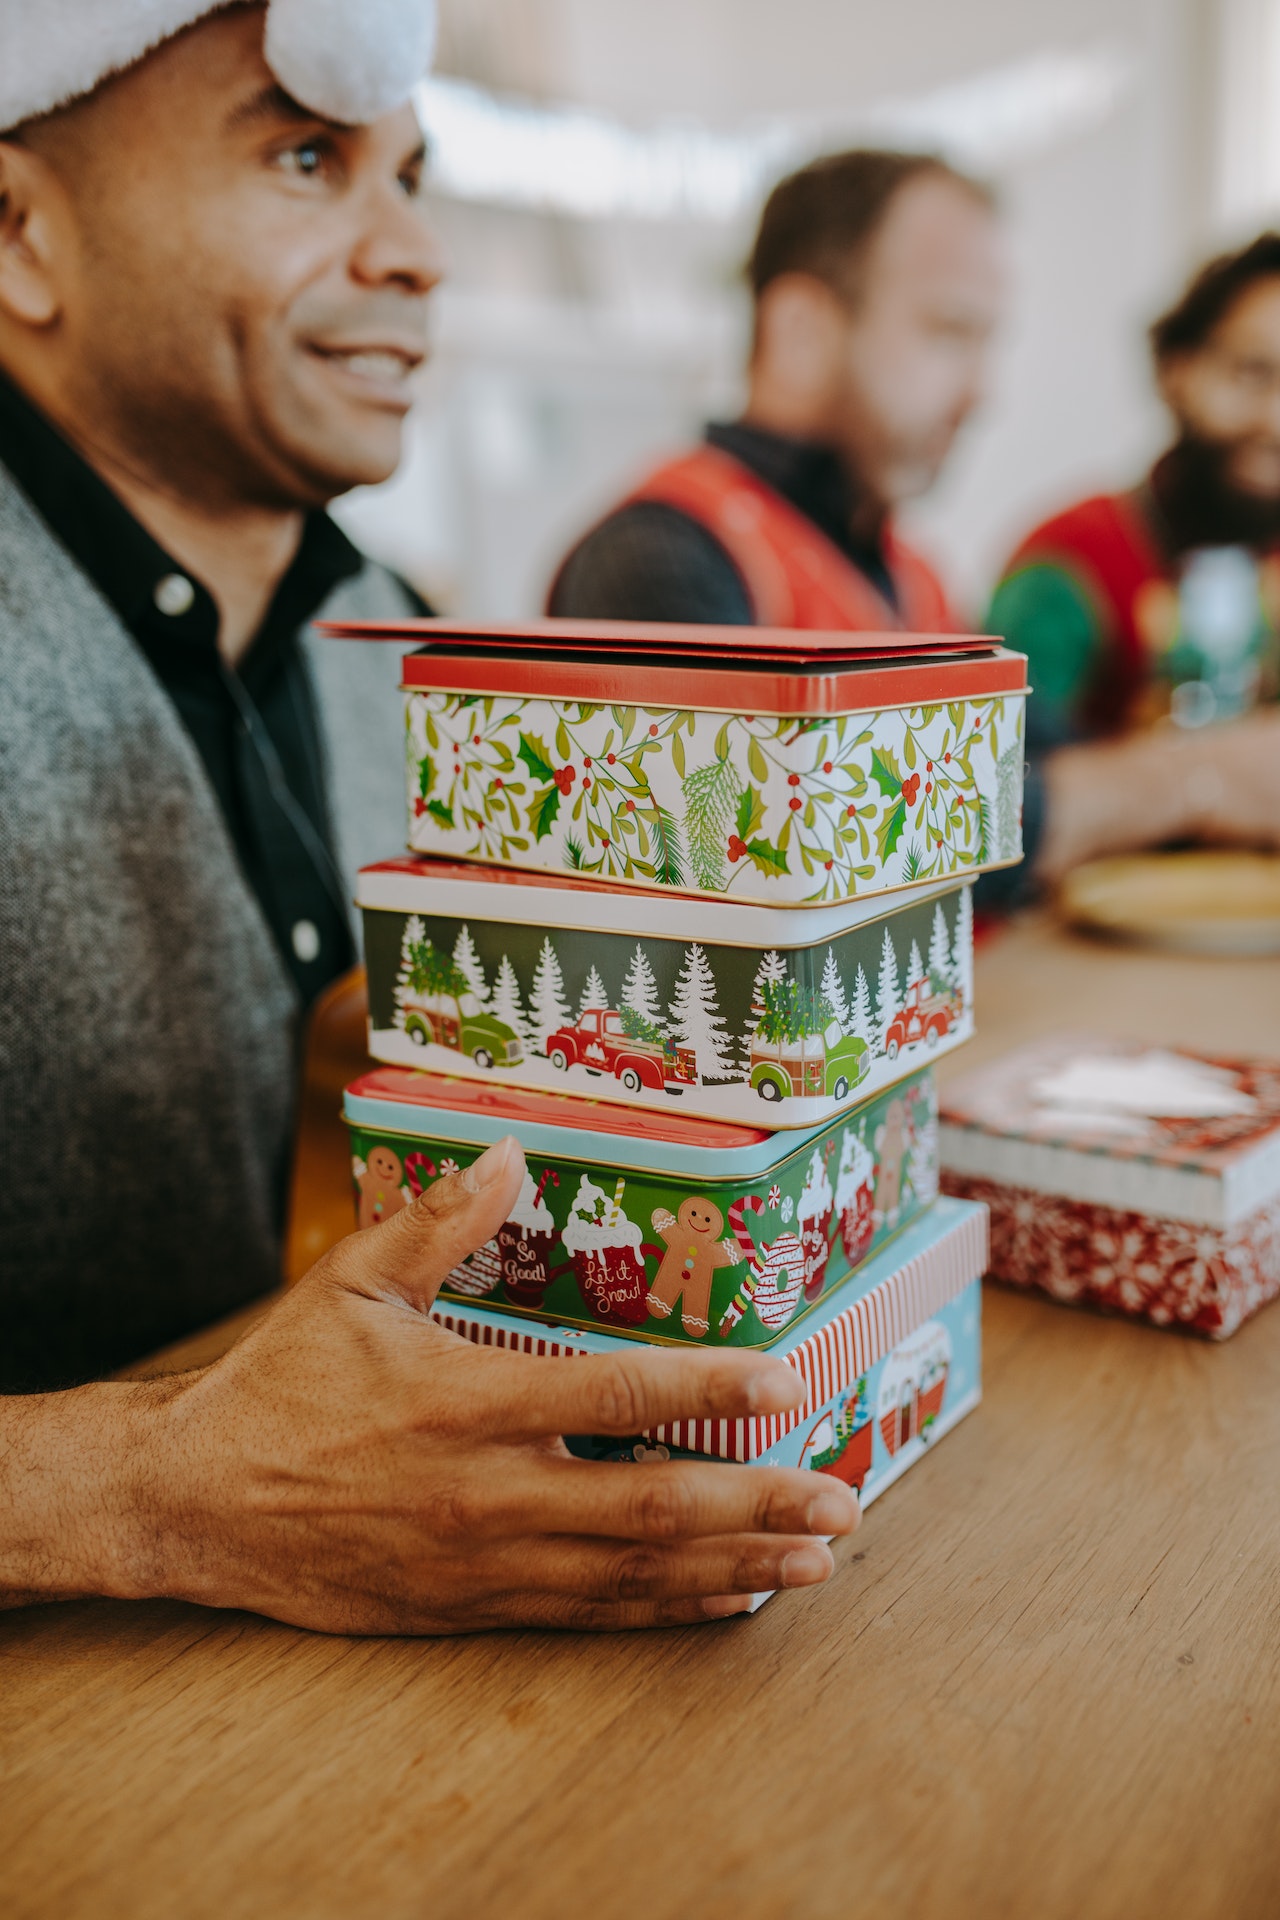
[
  {"xmin": 549, "ymin": 148, "xmax": 1004, "ymax": 631},
  {"xmin": 992, "ymin": 236, "xmax": 1280, "ymax": 887},
  {"xmin": 0, "ymin": 0, "xmax": 854, "ymax": 1632}
]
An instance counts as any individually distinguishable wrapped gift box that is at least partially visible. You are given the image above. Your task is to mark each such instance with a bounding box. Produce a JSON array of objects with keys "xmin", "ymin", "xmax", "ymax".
[
  {"xmin": 320, "ymin": 616, "xmax": 1027, "ymax": 906},
  {"xmin": 344, "ymin": 1062, "xmax": 940, "ymax": 1346},
  {"xmin": 436, "ymin": 1193, "xmax": 985, "ymax": 1479},
  {"xmin": 939, "ymin": 1034, "xmax": 1280, "ymax": 1337},
  {"xmin": 357, "ymin": 856, "xmax": 974, "ymax": 1129}
]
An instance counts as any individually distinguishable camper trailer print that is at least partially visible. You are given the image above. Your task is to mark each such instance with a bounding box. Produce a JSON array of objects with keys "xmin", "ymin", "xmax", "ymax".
[{"xmin": 877, "ymin": 1322, "xmax": 952, "ymax": 1457}]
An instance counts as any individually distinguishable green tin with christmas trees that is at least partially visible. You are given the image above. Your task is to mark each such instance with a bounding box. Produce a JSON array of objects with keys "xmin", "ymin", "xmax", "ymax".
[{"xmin": 356, "ymin": 857, "xmax": 974, "ymax": 1129}]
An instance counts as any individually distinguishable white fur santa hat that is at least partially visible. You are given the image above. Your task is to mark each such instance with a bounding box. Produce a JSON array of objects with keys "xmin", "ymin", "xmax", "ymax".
[{"xmin": 1, "ymin": 0, "xmax": 437, "ymax": 133}]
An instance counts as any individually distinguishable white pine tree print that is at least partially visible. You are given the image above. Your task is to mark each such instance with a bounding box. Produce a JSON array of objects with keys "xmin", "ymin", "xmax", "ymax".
[
  {"xmin": 819, "ymin": 947, "xmax": 850, "ymax": 1031},
  {"xmin": 875, "ymin": 928, "xmax": 900, "ymax": 1051},
  {"xmin": 393, "ymin": 914, "xmax": 425, "ymax": 1030},
  {"xmin": 905, "ymin": 939, "xmax": 926, "ymax": 991},
  {"xmin": 748, "ymin": 950, "xmax": 787, "ymax": 1022},
  {"xmin": 743, "ymin": 949, "xmax": 789, "ymax": 1070},
  {"xmin": 668, "ymin": 943, "xmax": 736, "ymax": 1083},
  {"xmin": 452, "ymin": 923, "xmax": 490, "ymax": 1004},
  {"xmin": 579, "ymin": 965, "xmax": 609, "ymax": 1014},
  {"xmin": 620, "ymin": 943, "xmax": 662, "ymax": 1024},
  {"xmin": 849, "ymin": 963, "xmax": 875, "ymax": 1050},
  {"xmin": 491, "ymin": 954, "xmax": 533, "ymax": 1050},
  {"xmin": 529, "ymin": 936, "xmax": 573, "ymax": 1050},
  {"xmin": 952, "ymin": 885, "xmax": 974, "ymax": 1010},
  {"xmin": 927, "ymin": 901, "xmax": 952, "ymax": 990}
]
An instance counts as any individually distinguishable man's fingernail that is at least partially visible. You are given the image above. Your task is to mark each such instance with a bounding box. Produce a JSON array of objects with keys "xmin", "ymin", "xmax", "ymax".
[
  {"xmin": 806, "ymin": 1488, "xmax": 859, "ymax": 1536},
  {"xmin": 461, "ymin": 1137, "xmax": 515, "ymax": 1193},
  {"xmin": 781, "ymin": 1544, "xmax": 834, "ymax": 1587},
  {"xmin": 746, "ymin": 1363, "xmax": 805, "ymax": 1415},
  {"xmin": 702, "ymin": 1594, "xmax": 755, "ymax": 1618}
]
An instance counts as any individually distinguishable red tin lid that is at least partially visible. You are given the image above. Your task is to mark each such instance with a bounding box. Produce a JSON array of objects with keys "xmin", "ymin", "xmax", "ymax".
[
  {"xmin": 346, "ymin": 1065, "xmax": 775, "ymax": 1149},
  {"xmin": 318, "ymin": 614, "xmax": 1000, "ymax": 664},
  {"xmin": 395, "ymin": 645, "xmax": 1026, "ymax": 718}
]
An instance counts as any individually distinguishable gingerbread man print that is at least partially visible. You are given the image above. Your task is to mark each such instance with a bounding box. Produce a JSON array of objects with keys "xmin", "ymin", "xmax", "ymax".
[
  {"xmin": 647, "ymin": 1195, "xmax": 740, "ymax": 1337},
  {"xmin": 354, "ymin": 1145, "xmax": 411, "ymax": 1230},
  {"xmin": 873, "ymin": 1097, "xmax": 908, "ymax": 1228}
]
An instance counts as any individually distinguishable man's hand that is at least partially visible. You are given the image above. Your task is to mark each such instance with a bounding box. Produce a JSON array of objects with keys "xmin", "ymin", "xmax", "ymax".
[
  {"xmin": 1038, "ymin": 708, "xmax": 1280, "ymax": 883},
  {"xmin": 2, "ymin": 1139, "xmax": 857, "ymax": 1633}
]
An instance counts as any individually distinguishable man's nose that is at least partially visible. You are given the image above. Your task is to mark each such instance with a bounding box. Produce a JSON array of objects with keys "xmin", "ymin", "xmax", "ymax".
[{"xmin": 350, "ymin": 185, "xmax": 445, "ymax": 296}]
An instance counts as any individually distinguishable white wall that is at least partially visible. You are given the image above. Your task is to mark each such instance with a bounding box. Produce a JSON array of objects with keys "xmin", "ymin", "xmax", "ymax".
[{"xmin": 337, "ymin": 0, "xmax": 1238, "ymax": 624}]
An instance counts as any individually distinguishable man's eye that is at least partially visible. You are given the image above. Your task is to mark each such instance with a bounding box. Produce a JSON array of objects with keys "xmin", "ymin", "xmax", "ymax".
[{"xmin": 279, "ymin": 142, "xmax": 327, "ymax": 178}]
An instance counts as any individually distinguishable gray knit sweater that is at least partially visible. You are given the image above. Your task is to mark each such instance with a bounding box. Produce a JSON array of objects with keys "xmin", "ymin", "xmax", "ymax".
[{"xmin": 0, "ymin": 459, "xmax": 412, "ymax": 1389}]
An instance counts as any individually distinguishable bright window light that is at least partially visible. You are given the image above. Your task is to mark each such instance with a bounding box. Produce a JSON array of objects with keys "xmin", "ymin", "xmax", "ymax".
[{"xmin": 417, "ymin": 45, "xmax": 1133, "ymax": 223}]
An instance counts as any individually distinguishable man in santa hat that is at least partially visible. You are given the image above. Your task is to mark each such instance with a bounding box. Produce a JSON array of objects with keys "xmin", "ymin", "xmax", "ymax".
[{"xmin": 0, "ymin": 5, "xmax": 854, "ymax": 1632}]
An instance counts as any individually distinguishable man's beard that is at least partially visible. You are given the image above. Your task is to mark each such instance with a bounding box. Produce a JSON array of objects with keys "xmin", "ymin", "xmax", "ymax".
[{"xmin": 1152, "ymin": 433, "xmax": 1280, "ymax": 552}]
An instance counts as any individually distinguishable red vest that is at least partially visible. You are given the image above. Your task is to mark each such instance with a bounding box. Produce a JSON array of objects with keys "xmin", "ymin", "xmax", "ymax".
[{"xmin": 625, "ymin": 444, "xmax": 957, "ymax": 632}]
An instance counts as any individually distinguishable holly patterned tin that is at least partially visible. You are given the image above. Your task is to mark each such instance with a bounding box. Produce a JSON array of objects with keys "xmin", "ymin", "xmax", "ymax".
[
  {"xmin": 435, "ymin": 1193, "xmax": 985, "ymax": 1475},
  {"xmin": 940, "ymin": 1034, "xmax": 1280, "ymax": 1338},
  {"xmin": 344, "ymin": 1063, "xmax": 939, "ymax": 1346},
  {"xmin": 320, "ymin": 618, "xmax": 1028, "ymax": 906},
  {"xmin": 357, "ymin": 857, "xmax": 974, "ymax": 1128}
]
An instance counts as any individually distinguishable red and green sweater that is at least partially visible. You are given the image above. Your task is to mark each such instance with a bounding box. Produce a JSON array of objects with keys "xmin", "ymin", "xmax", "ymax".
[{"xmin": 988, "ymin": 486, "xmax": 1280, "ymax": 754}]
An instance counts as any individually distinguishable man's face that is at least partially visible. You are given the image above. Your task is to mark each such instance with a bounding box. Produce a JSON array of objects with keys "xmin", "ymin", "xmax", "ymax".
[
  {"xmin": 1160, "ymin": 278, "xmax": 1280, "ymax": 499},
  {"xmin": 831, "ymin": 174, "xmax": 1004, "ymax": 507},
  {"xmin": 16, "ymin": 5, "xmax": 441, "ymax": 508}
]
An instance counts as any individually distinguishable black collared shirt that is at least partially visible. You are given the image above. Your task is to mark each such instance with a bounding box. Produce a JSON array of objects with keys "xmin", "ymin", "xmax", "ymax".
[
  {"xmin": 548, "ymin": 419, "xmax": 897, "ymax": 622},
  {"xmin": 0, "ymin": 372, "xmax": 370, "ymax": 1005}
]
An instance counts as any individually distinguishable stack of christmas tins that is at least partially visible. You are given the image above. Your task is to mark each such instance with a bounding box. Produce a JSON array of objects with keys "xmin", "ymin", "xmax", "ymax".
[
  {"xmin": 939, "ymin": 1034, "xmax": 1280, "ymax": 1337},
  {"xmin": 322, "ymin": 616, "xmax": 1026, "ymax": 1523}
]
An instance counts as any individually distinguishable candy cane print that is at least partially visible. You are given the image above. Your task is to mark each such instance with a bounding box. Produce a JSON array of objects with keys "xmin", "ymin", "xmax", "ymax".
[
  {"xmin": 717, "ymin": 1195, "xmax": 767, "ymax": 1337},
  {"xmin": 404, "ymin": 1151, "xmax": 437, "ymax": 1198},
  {"xmin": 534, "ymin": 1167, "xmax": 560, "ymax": 1208}
]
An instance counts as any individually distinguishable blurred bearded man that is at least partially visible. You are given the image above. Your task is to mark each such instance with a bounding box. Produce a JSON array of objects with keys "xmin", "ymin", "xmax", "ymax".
[
  {"xmin": 549, "ymin": 149, "xmax": 1004, "ymax": 630},
  {"xmin": 0, "ymin": 3, "xmax": 856, "ymax": 1633},
  {"xmin": 989, "ymin": 235, "xmax": 1280, "ymax": 885}
]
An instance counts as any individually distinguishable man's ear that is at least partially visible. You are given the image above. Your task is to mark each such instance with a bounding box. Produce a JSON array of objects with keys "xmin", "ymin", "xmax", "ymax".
[
  {"xmin": 751, "ymin": 272, "xmax": 848, "ymax": 407},
  {"xmin": 0, "ymin": 140, "xmax": 67, "ymax": 328}
]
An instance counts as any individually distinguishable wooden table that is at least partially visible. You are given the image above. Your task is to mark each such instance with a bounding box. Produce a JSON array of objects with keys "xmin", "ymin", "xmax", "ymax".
[{"xmin": 5, "ymin": 913, "xmax": 1280, "ymax": 1920}]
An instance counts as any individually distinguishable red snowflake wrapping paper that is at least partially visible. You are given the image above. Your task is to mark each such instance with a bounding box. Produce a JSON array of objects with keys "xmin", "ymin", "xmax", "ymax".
[
  {"xmin": 939, "ymin": 1172, "xmax": 1280, "ymax": 1338},
  {"xmin": 939, "ymin": 1035, "xmax": 1280, "ymax": 1339}
]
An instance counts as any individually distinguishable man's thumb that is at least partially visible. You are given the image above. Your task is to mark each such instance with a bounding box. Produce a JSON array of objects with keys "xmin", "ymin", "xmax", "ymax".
[{"xmin": 339, "ymin": 1135, "xmax": 526, "ymax": 1310}]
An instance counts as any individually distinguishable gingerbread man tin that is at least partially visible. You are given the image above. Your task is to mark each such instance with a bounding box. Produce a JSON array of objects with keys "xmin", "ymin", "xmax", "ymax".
[
  {"xmin": 318, "ymin": 616, "xmax": 1028, "ymax": 908},
  {"xmin": 344, "ymin": 1062, "xmax": 940, "ymax": 1347},
  {"xmin": 356, "ymin": 857, "xmax": 975, "ymax": 1129}
]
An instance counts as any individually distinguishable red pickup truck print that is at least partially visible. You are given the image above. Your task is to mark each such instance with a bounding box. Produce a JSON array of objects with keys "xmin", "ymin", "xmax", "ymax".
[
  {"xmin": 883, "ymin": 977, "xmax": 963, "ymax": 1061},
  {"xmin": 546, "ymin": 1009, "xmax": 696, "ymax": 1096}
]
